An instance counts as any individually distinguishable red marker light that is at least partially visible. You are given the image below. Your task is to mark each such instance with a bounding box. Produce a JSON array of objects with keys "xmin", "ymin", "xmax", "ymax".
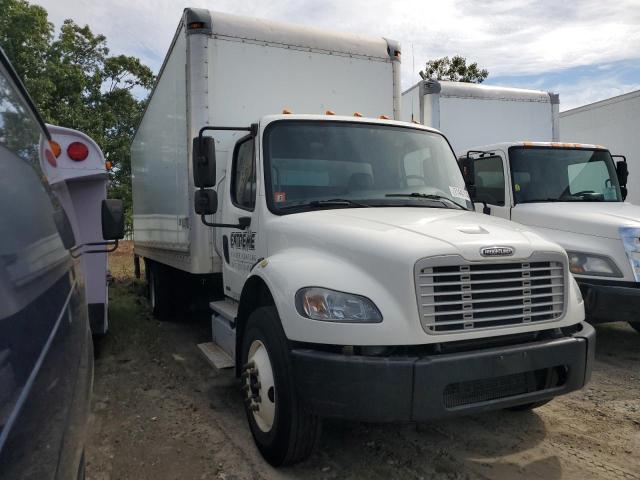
[
  {"xmin": 45, "ymin": 149, "xmax": 57, "ymax": 167},
  {"xmin": 67, "ymin": 142, "xmax": 89, "ymax": 161}
]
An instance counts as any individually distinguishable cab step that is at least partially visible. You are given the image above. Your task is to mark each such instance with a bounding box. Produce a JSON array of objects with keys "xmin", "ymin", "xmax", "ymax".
[
  {"xmin": 209, "ymin": 299, "xmax": 238, "ymax": 324},
  {"xmin": 197, "ymin": 342, "xmax": 234, "ymax": 370}
]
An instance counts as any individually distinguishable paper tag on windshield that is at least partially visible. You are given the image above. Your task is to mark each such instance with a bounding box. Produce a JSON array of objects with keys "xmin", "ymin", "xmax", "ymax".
[{"xmin": 449, "ymin": 186, "xmax": 470, "ymax": 201}]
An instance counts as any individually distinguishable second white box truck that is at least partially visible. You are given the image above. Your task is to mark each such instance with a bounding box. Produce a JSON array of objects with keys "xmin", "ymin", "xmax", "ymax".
[
  {"xmin": 132, "ymin": 9, "xmax": 593, "ymax": 466},
  {"xmin": 401, "ymin": 79, "xmax": 559, "ymax": 154}
]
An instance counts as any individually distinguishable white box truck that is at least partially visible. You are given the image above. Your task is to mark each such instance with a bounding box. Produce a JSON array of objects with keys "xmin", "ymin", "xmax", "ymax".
[
  {"xmin": 560, "ymin": 89, "xmax": 640, "ymax": 204},
  {"xmin": 131, "ymin": 9, "xmax": 593, "ymax": 466},
  {"xmin": 458, "ymin": 142, "xmax": 640, "ymax": 333},
  {"xmin": 401, "ymin": 79, "xmax": 559, "ymax": 153}
]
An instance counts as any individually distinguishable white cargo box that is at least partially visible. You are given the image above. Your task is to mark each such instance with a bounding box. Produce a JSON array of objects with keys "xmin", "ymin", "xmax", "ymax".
[{"xmin": 132, "ymin": 9, "xmax": 400, "ymax": 274}]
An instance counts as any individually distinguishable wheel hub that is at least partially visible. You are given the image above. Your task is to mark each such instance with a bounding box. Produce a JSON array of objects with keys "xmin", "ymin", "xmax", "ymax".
[{"xmin": 243, "ymin": 340, "xmax": 275, "ymax": 432}]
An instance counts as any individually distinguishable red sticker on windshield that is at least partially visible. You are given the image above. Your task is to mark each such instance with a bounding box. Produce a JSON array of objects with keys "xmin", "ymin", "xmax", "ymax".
[{"xmin": 274, "ymin": 192, "xmax": 286, "ymax": 202}]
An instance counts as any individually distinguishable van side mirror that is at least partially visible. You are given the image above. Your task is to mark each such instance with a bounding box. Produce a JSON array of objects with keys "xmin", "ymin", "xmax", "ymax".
[
  {"xmin": 194, "ymin": 189, "xmax": 218, "ymax": 215},
  {"xmin": 102, "ymin": 199, "xmax": 125, "ymax": 240},
  {"xmin": 192, "ymin": 136, "xmax": 216, "ymax": 187},
  {"xmin": 614, "ymin": 155, "xmax": 628, "ymax": 200}
]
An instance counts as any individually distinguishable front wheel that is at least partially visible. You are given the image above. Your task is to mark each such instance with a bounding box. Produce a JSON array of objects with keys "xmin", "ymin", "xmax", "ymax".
[
  {"xmin": 241, "ymin": 307, "xmax": 320, "ymax": 466},
  {"xmin": 629, "ymin": 321, "xmax": 640, "ymax": 333}
]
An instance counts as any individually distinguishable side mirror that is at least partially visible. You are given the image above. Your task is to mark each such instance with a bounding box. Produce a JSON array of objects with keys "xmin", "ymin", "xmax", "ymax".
[
  {"xmin": 614, "ymin": 156, "xmax": 628, "ymax": 201},
  {"xmin": 458, "ymin": 157, "xmax": 475, "ymax": 197},
  {"xmin": 192, "ymin": 136, "xmax": 216, "ymax": 187},
  {"xmin": 102, "ymin": 199, "xmax": 125, "ymax": 240},
  {"xmin": 194, "ymin": 189, "xmax": 218, "ymax": 215}
]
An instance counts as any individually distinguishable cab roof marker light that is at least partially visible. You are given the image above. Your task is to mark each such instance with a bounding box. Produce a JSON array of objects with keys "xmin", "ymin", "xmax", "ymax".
[
  {"xmin": 379, "ymin": 115, "xmax": 390, "ymax": 120},
  {"xmin": 353, "ymin": 112, "xmax": 362, "ymax": 117},
  {"xmin": 282, "ymin": 108, "xmax": 292, "ymax": 114},
  {"xmin": 325, "ymin": 110, "xmax": 335, "ymax": 115}
]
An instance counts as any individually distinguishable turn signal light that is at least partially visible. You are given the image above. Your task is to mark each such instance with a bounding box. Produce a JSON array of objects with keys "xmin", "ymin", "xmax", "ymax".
[
  {"xmin": 49, "ymin": 140, "xmax": 62, "ymax": 158},
  {"xmin": 67, "ymin": 142, "xmax": 89, "ymax": 161}
]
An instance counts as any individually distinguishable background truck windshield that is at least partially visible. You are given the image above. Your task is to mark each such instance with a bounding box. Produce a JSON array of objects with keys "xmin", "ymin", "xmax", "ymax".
[
  {"xmin": 509, "ymin": 147, "xmax": 622, "ymax": 203},
  {"xmin": 263, "ymin": 121, "xmax": 471, "ymax": 213}
]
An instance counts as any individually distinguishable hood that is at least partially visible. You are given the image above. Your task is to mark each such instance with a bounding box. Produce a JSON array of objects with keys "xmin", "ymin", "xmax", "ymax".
[
  {"xmin": 267, "ymin": 207, "xmax": 559, "ymax": 263},
  {"xmin": 512, "ymin": 202, "xmax": 640, "ymax": 240}
]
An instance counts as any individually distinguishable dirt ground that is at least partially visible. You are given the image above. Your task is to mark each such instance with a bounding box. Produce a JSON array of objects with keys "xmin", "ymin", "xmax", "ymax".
[{"xmin": 87, "ymin": 242, "xmax": 640, "ymax": 480}]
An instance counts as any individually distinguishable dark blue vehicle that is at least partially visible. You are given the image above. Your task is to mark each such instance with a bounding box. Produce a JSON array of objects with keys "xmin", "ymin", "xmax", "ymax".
[{"xmin": 0, "ymin": 48, "xmax": 123, "ymax": 479}]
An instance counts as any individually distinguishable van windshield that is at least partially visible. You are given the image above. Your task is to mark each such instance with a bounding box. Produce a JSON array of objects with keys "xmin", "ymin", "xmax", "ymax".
[
  {"xmin": 509, "ymin": 146, "xmax": 622, "ymax": 203},
  {"xmin": 263, "ymin": 120, "xmax": 472, "ymax": 214}
]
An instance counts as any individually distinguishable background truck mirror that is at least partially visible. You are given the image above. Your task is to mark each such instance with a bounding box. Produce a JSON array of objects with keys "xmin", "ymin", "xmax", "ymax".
[
  {"xmin": 101, "ymin": 199, "xmax": 125, "ymax": 240},
  {"xmin": 194, "ymin": 188, "xmax": 218, "ymax": 215},
  {"xmin": 192, "ymin": 136, "xmax": 216, "ymax": 188},
  {"xmin": 459, "ymin": 157, "xmax": 475, "ymax": 186},
  {"xmin": 614, "ymin": 156, "xmax": 628, "ymax": 200}
]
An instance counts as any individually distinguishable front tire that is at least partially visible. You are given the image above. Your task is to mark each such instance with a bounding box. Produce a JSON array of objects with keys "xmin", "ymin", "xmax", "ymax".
[{"xmin": 241, "ymin": 307, "xmax": 320, "ymax": 466}]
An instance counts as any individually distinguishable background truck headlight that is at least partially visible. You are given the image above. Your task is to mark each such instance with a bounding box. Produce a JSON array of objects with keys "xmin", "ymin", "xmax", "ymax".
[
  {"xmin": 567, "ymin": 251, "xmax": 622, "ymax": 278},
  {"xmin": 620, "ymin": 227, "xmax": 640, "ymax": 281},
  {"xmin": 295, "ymin": 287, "xmax": 383, "ymax": 323}
]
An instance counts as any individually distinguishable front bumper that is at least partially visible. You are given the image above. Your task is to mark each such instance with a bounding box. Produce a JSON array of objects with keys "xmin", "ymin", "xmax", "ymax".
[
  {"xmin": 291, "ymin": 322, "xmax": 595, "ymax": 422},
  {"xmin": 578, "ymin": 278, "xmax": 640, "ymax": 324}
]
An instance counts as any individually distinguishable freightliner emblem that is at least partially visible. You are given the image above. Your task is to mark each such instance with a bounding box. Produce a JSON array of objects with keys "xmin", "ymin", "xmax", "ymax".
[{"xmin": 480, "ymin": 246, "xmax": 514, "ymax": 257}]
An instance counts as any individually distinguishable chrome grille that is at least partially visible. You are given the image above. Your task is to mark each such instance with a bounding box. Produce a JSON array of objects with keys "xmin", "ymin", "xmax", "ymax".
[{"xmin": 415, "ymin": 255, "xmax": 565, "ymax": 334}]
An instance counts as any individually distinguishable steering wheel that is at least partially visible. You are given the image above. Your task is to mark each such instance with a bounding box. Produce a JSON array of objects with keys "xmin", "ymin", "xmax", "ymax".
[{"xmin": 406, "ymin": 175, "xmax": 427, "ymax": 185}]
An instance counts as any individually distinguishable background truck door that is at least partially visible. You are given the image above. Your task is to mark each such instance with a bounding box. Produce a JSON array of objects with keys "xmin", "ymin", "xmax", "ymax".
[
  {"xmin": 219, "ymin": 136, "xmax": 258, "ymax": 299},
  {"xmin": 471, "ymin": 152, "xmax": 511, "ymax": 219}
]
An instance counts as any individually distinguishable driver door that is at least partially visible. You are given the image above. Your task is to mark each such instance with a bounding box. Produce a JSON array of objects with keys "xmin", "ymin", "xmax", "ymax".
[
  {"xmin": 220, "ymin": 135, "xmax": 259, "ymax": 300},
  {"xmin": 471, "ymin": 152, "xmax": 511, "ymax": 219}
]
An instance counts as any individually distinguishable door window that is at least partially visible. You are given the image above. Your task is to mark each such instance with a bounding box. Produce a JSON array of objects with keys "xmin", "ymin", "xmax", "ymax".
[
  {"xmin": 473, "ymin": 155, "xmax": 505, "ymax": 205},
  {"xmin": 231, "ymin": 137, "xmax": 256, "ymax": 210}
]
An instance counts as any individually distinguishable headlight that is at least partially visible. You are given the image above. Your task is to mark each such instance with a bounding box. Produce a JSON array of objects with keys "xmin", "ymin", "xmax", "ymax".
[
  {"xmin": 295, "ymin": 287, "xmax": 383, "ymax": 323},
  {"xmin": 566, "ymin": 251, "xmax": 622, "ymax": 277},
  {"xmin": 620, "ymin": 227, "xmax": 640, "ymax": 281}
]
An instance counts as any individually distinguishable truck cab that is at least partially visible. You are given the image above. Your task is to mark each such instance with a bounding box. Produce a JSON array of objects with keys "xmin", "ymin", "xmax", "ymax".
[{"xmin": 460, "ymin": 142, "xmax": 640, "ymax": 332}]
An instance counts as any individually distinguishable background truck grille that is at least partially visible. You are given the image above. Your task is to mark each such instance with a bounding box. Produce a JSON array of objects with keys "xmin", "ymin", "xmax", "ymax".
[{"xmin": 415, "ymin": 256, "xmax": 565, "ymax": 334}]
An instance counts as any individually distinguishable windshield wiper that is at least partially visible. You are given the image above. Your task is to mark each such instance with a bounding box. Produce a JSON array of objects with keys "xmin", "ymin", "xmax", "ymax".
[
  {"xmin": 519, "ymin": 197, "xmax": 598, "ymax": 203},
  {"xmin": 279, "ymin": 198, "xmax": 372, "ymax": 210},
  {"xmin": 385, "ymin": 193, "xmax": 467, "ymax": 210}
]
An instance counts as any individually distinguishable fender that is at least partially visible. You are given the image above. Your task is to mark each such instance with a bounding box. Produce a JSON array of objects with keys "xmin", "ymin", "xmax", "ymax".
[{"xmin": 240, "ymin": 248, "xmax": 423, "ymax": 347}]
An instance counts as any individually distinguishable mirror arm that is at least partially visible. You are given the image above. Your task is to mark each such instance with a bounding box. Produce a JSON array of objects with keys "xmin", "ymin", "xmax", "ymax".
[
  {"xmin": 70, "ymin": 240, "xmax": 119, "ymax": 258},
  {"xmin": 197, "ymin": 124, "xmax": 257, "ymax": 151}
]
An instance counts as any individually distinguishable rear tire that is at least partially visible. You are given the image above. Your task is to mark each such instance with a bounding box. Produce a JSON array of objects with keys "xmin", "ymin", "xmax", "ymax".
[
  {"xmin": 629, "ymin": 321, "xmax": 640, "ymax": 333},
  {"xmin": 146, "ymin": 260, "xmax": 171, "ymax": 320},
  {"xmin": 241, "ymin": 306, "xmax": 320, "ymax": 466}
]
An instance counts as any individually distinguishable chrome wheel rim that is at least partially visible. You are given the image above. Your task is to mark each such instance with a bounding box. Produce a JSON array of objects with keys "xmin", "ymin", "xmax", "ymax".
[{"xmin": 244, "ymin": 339, "xmax": 275, "ymax": 432}]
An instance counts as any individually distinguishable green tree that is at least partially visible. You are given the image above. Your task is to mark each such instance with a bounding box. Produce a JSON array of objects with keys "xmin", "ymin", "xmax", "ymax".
[
  {"xmin": 419, "ymin": 55, "xmax": 488, "ymax": 83},
  {"xmin": 0, "ymin": 0, "xmax": 155, "ymax": 234}
]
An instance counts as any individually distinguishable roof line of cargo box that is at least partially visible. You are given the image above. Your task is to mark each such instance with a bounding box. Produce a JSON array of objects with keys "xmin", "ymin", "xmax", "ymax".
[
  {"xmin": 560, "ymin": 88, "xmax": 640, "ymax": 117},
  {"xmin": 187, "ymin": 9, "xmax": 395, "ymax": 61},
  {"xmin": 402, "ymin": 80, "xmax": 558, "ymax": 104}
]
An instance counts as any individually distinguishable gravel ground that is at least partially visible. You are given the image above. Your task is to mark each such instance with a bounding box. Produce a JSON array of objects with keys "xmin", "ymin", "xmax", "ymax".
[{"xmin": 87, "ymin": 245, "xmax": 640, "ymax": 480}]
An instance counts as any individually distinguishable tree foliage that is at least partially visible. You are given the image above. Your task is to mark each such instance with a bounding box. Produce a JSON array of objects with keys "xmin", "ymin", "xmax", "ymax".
[
  {"xmin": 419, "ymin": 55, "xmax": 488, "ymax": 83},
  {"xmin": 0, "ymin": 0, "xmax": 155, "ymax": 234}
]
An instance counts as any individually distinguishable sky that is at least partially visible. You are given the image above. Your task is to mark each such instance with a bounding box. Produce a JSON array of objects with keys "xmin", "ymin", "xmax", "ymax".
[{"xmin": 36, "ymin": 0, "xmax": 640, "ymax": 111}]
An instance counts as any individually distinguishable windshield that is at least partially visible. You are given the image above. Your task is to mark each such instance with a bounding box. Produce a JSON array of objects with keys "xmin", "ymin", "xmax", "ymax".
[
  {"xmin": 263, "ymin": 121, "xmax": 472, "ymax": 214},
  {"xmin": 509, "ymin": 146, "xmax": 621, "ymax": 203}
]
